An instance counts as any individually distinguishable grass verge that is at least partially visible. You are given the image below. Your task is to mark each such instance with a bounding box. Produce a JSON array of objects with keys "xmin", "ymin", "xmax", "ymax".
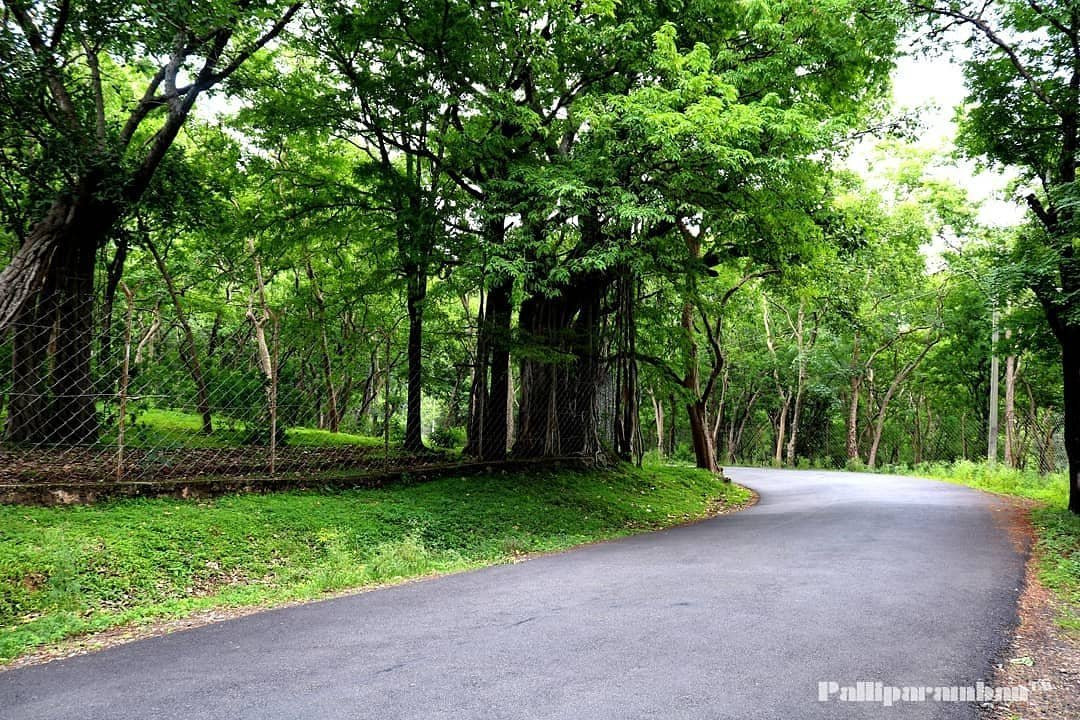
[
  {"xmin": 0, "ymin": 463, "xmax": 750, "ymax": 664},
  {"xmin": 904, "ymin": 460, "xmax": 1078, "ymax": 633}
]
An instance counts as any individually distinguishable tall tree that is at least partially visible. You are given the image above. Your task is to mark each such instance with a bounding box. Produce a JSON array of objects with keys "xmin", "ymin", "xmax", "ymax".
[
  {"xmin": 914, "ymin": 0, "xmax": 1080, "ymax": 512},
  {"xmin": 0, "ymin": 0, "xmax": 301, "ymax": 442}
]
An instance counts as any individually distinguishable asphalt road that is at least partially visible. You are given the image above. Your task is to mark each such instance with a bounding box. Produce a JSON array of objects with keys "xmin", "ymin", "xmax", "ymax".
[{"xmin": 1, "ymin": 469, "xmax": 1028, "ymax": 719}]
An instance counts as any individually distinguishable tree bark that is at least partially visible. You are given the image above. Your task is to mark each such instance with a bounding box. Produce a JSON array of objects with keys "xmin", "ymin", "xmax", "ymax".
[
  {"xmin": 762, "ymin": 300, "xmax": 789, "ymax": 467},
  {"xmin": 648, "ymin": 389, "xmax": 664, "ymax": 455},
  {"xmin": 773, "ymin": 398, "xmax": 789, "ymax": 466},
  {"xmin": 404, "ymin": 264, "xmax": 427, "ymax": 452},
  {"xmin": 4, "ymin": 287, "xmax": 55, "ymax": 443},
  {"xmin": 687, "ymin": 400, "xmax": 718, "ymax": 472},
  {"xmin": 847, "ymin": 376, "xmax": 861, "ymax": 462},
  {"xmin": 0, "ymin": 192, "xmax": 104, "ymax": 331},
  {"xmin": 1063, "ymin": 329, "xmax": 1080, "ymax": 513},
  {"xmin": 681, "ymin": 300, "xmax": 719, "ymax": 472},
  {"xmin": 481, "ymin": 280, "xmax": 512, "ymax": 460},
  {"xmin": 1004, "ymin": 344, "xmax": 1018, "ymax": 468},
  {"xmin": 46, "ymin": 220, "xmax": 100, "ymax": 444},
  {"xmin": 513, "ymin": 272, "xmax": 606, "ymax": 459},
  {"xmin": 612, "ymin": 265, "xmax": 640, "ymax": 462},
  {"xmin": 666, "ymin": 394, "xmax": 677, "ymax": 455},
  {"xmin": 847, "ymin": 335, "xmax": 861, "ymax": 462},
  {"xmin": 785, "ymin": 303, "xmax": 811, "ymax": 466}
]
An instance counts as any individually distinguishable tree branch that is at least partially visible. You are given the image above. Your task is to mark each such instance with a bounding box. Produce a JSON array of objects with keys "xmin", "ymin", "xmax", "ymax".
[{"xmin": 913, "ymin": 2, "xmax": 1058, "ymax": 110}]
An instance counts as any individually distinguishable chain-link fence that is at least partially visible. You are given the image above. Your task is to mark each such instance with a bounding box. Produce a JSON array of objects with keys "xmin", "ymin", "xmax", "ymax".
[
  {"xmin": 0, "ymin": 289, "xmax": 614, "ymax": 502},
  {"xmin": 0, "ymin": 285, "xmax": 1065, "ymax": 503}
]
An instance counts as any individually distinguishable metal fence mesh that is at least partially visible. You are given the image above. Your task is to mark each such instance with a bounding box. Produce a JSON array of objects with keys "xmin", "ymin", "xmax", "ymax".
[{"xmin": 0, "ymin": 288, "xmax": 1066, "ymax": 502}]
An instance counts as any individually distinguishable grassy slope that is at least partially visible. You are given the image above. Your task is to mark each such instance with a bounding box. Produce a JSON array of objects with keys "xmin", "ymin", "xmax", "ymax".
[
  {"xmin": 0, "ymin": 464, "xmax": 749, "ymax": 663},
  {"xmin": 908, "ymin": 461, "xmax": 1079, "ymax": 631},
  {"xmin": 101, "ymin": 408, "xmax": 384, "ymax": 449}
]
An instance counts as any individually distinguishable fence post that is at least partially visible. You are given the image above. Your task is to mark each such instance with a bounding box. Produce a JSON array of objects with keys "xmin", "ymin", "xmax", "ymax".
[{"xmin": 117, "ymin": 283, "xmax": 135, "ymax": 482}]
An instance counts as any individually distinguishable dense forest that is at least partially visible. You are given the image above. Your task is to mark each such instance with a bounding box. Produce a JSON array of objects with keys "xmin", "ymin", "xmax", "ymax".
[{"xmin": 0, "ymin": 0, "xmax": 1077, "ymax": 512}]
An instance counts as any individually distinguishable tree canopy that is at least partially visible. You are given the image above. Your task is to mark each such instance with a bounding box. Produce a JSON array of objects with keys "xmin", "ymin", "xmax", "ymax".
[{"xmin": 0, "ymin": 0, "xmax": 1075, "ymax": 512}]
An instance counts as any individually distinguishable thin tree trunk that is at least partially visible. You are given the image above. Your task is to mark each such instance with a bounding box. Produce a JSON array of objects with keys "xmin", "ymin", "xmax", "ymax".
[
  {"xmin": 773, "ymin": 398, "xmax": 789, "ymax": 466},
  {"xmin": 762, "ymin": 299, "xmax": 788, "ymax": 467},
  {"xmin": 666, "ymin": 393, "xmax": 677, "ymax": 455},
  {"xmin": 711, "ymin": 365, "xmax": 729, "ymax": 456},
  {"xmin": 404, "ymin": 265, "xmax": 427, "ymax": 451},
  {"xmin": 847, "ymin": 376, "xmax": 861, "ymax": 463},
  {"xmin": 1004, "ymin": 346, "xmax": 1019, "ymax": 468},
  {"xmin": 867, "ymin": 340, "xmax": 939, "ymax": 468},
  {"xmin": 785, "ymin": 303, "xmax": 810, "ymax": 466},
  {"xmin": 648, "ymin": 389, "xmax": 664, "ymax": 455},
  {"xmin": 99, "ymin": 234, "xmax": 128, "ymax": 372},
  {"xmin": 147, "ymin": 236, "xmax": 213, "ymax": 435}
]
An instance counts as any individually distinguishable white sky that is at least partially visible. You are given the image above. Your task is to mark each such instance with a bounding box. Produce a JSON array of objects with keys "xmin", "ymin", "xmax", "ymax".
[{"xmin": 856, "ymin": 49, "xmax": 1025, "ymax": 228}]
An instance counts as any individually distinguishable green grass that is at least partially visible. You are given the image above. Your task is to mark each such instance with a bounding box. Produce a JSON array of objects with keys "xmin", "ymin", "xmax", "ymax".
[
  {"xmin": 117, "ymin": 408, "xmax": 248, "ymax": 448},
  {"xmin": 0, "ymin": 463, "xmax": 749, "ymax": 663},
  {"xmin": 285, "ymin": 426, "xmax": 383, "ymax": 448},
  {"xmin": 905, "ymin": 460, "xmax": 1078, "ymax": 632},
  {"xmin": 97, "ymin": 407, "xmax": 385, "ymax": 450}
]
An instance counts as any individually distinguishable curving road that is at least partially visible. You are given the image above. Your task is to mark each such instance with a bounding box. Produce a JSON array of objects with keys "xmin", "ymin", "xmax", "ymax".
[{"xmin": 1, "ymin": 469, "xmax": 1027, "ymax": 719}]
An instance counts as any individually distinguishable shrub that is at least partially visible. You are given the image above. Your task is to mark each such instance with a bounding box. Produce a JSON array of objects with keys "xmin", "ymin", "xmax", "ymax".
[{"xmin": 429, "ymin": 425, "xmax": 465, "ymax": 450}]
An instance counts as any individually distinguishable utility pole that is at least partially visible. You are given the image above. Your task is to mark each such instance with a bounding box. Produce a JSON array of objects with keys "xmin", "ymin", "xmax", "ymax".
[{"xmin": 987, "ymin": 308, "xmax": 1000, "ymax": 464}]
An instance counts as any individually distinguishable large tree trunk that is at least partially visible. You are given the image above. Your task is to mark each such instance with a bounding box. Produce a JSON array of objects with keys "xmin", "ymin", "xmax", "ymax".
[
  {"xmin": 687, "ymin": 399, "xmax": 718, "ymax": 472},
  {"xmin": 5, "ymin": 287, "xmax": 55, "ymax": 443},
  {"xmin": 46, "ymin": 224, "xmax": 100, "ymax": 444},
  {"xmin": 1062, "ymin": 329, "xmax": 1080, "ymax": 514},
  {"xmin": 403, "ymin": 265, "xmax": 427, "ymax": 452},
  {"xmin": 481, "ymin": 281, "xmax": 512, "ymax": 460},
  {"xmin": 3, "ymin": 177, "xmax": 120, "ymax": 444},
  {"xmin": 612, "ymin": 266, "xmax": 640, "ymax": 461},
  {"xmin": 464, "ymin": 218, "xmax": 515, "ymax": 462},
  {"xmin": 678, "ymin": 297, "xmax": 718, "ymax": 472},
  {"xmin": 0, "ymin": 198, "xmax": 81, "ymax": 331},
  {"xmin": 513, "ymin": 272, "xmax": 606, "ymax": 459},
  {"xmin": 465, "ymin": 280, "xmax": 513, "ymax": 461}
]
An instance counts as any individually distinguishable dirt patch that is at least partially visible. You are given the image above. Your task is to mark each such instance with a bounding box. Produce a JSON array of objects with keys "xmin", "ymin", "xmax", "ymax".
[
  {"xmin": 983, "ymin": 502, "xmax": 1079, "ymax": 720},
  {"xmin": 709, "ymin": 483, "xmax": 759, "ymax": 516},
  {"xmin": 20, "ymin": 572, "xmax": 47, "ymax": 592}
]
